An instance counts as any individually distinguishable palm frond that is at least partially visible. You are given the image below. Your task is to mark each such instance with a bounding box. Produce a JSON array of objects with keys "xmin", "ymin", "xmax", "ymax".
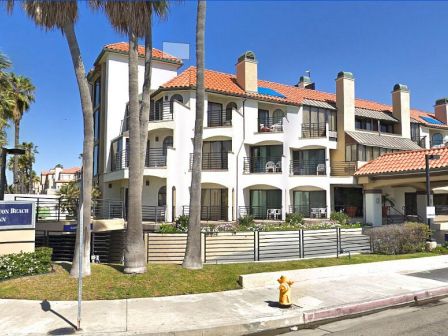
[{"xmin": 23, "ymin": 0, "xmax": 78, "ymax": 31}]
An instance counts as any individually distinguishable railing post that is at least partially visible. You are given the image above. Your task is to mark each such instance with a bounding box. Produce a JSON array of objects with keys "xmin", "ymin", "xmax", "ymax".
[
  {"xmin": 301, "ymin": 229, "xmax": 305, "ymax": 258},
  {"xmin": 155, "ymin": 206, "xmax": 158, "ymax": 223},
  {"xmin": 36, "ymin": 198, "xmax": 40, "ymax": 223},
  {"xmin": 336, "ymin": 228, "xmax": 341, "ymax": 258},
  {"xmin": 203, "ymin": 232, "xmax": 207, "ymax": 264}
]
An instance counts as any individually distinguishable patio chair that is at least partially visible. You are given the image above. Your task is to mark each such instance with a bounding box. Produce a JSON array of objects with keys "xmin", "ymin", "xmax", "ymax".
[
  {"xmin": 273, "ymin": 208, "xmax": 281, "ymax": 220},
  {"xmin": 316, "ymin": 163, "xmax": 326, "ymax": 175},
  {"xmin": 311, "ymin": 208, "xmax": 320, "ymax": 218},
  {"xmin": 275, "ymin": 161, "xmax": 282, "ymax": 172},
  {"xmin": 319, "ymin": 208, "xmax": 327, "ymax": 218},
  {"xmin": 265, "ymin": 161, "xmax": 276, "ymax": 172}
]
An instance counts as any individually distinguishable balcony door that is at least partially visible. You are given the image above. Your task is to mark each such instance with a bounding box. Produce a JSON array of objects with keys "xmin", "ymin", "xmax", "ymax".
[
  {"xmin": 250, "ymin": 145, "xmax": 282, "ymax": 173},
  {"xmin": 292, "ymin": 149, "xmax": 325, "ymax": 175},
  {"xmin": 207, "ymin": 102, "xmax": 223, "ymax": 127},
  {"xmin": 250, "ymin": 189, "xmax": 282, "ymax": 219},
  {"xmin": 203, "ymin": 141, "xmax": 231, "ymax": 169},
  {"xmin": 201, "ymin": 189, "xmax": 227, "ymax": 220},
  {"xmin": 293, "ymin": 191, "xmax": 326, "ymax": 217}
]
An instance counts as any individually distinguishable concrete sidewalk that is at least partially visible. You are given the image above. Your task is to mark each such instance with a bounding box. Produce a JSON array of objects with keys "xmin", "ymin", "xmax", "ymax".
[{"xmin": 2, "ymin": 256, "xmax": 448, "ymax": 336}]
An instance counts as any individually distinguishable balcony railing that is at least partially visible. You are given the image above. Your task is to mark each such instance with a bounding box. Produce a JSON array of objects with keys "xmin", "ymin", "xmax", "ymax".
[
  {"xmin": 243, "ymin": 156, "xmax": 282, "ymax": 173},
  {"xmin": 239, "ymin": 206, "xmax": 282, "ymax": 220},
  {"xmin": 207, "ymin": 109, "xmax": 232, "ymax": 127},
  {"xmin": 411, "ymin": 136, "xmax": 427, "ymax": 148},
  {"xmin": 290, "ymin": 160, "xmax": 326, "ymax": 176},
  {"xmin": 189, "ymin": 152, "xmax": 228, "ymax": 170},
  {"xmin": 301, "ymin": 123, "xmax": 326, "ymax": 138},
  {"xmin": 330, "ymin": 162, "xmax": 357, "ymax": 176},
  {"xmin": 258, "ymin": 117, "xmax": 283, "ymax": 132},
  {"xmin": 150, "ymin": 101, "xmax": 173, "ymax": 122},
  {"xmin": 182, "ymin": 205, "xmax": 228, "ymax": 221},
  {"xmin": 112, "ymin": 148, "xmax": 167, "ymax": 171},
  {"xmin": 289, "ymin": 205, "xmax": 328, "ymax": 218}
]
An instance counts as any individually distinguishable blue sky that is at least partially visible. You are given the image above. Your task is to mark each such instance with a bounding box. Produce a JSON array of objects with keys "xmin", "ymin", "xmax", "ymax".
[{"xmin": 1, "ymin": 1, "xmax": 448, "ymax": 177}]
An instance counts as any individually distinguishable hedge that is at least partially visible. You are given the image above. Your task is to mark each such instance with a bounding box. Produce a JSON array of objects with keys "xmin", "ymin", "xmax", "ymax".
[
  {"xmin": 0, "ymin": 247, "xmax": 53, "ymax": 281},
  {"xmin": 366, "ymin": 223, "xmax": 430, "ymax": 255}
]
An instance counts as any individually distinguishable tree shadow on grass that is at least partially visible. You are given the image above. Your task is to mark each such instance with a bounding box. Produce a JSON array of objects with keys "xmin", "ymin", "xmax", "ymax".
[{"xmin": 55, "ymin": 262, "xmax": 72, "ymax": 273}]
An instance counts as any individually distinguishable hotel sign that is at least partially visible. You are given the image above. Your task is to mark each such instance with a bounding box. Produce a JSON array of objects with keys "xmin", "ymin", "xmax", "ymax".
[{"xmin": 0, "ymin": 201, "xmax": 35, "ymax": 230}]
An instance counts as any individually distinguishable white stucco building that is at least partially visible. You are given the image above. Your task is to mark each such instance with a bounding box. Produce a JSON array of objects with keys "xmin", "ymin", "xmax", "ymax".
[{"xmin": 90, "ymin": 43, "xmax": 448, "ymax": 225}]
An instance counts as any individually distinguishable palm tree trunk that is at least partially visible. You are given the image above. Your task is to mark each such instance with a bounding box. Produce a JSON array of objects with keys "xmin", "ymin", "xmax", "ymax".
[
  {"xmin": 124, "ymin": 32, "xmax": 146, "ymax": 274},
  {"xmin": 139, "ymin": 12, "xmax": 152, "ymax": 187},
  {"xmin": 13, "ymin": 120, "xmax": 19, "ymax": 194},
  {"xmin": 183, "ymin": 0, "xmax": 206, "ymax": 270},
  {"xmin": 63, "ymin": 23, "xmax": 93, "ymax": 278}
]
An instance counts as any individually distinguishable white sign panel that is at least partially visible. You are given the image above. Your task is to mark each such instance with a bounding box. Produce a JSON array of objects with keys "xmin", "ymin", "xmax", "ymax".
[{"xmin": 427, "ymin": 206, "xmax": 436, "ymax": 219}]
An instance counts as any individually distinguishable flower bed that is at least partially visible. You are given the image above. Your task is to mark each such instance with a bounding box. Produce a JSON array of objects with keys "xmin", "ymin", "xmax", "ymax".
[{"xmin": 0, "ymin": 247, "xmax": 53, "ymax": 281}]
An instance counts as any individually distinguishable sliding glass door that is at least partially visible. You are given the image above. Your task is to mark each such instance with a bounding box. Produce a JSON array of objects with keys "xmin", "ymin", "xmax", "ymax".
[
  {"xmin": 292, "ymin": 191, "xmax": 326, "ymax": 217},
  {"xmin": 250, "ymin": 190, "xmax": 282, "ymax": 219}
]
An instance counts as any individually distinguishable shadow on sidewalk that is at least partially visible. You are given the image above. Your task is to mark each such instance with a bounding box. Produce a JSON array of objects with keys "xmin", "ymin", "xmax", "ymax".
[{"xmin": 40, "ymin": 300, "xmax": 76, "ymax": 335}]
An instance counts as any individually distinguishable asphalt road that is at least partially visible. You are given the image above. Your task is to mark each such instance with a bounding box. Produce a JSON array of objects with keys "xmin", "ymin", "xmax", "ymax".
[
  {"xmin": 283, "ymin": 299, "xmax": 448, "ymax": 336},
  {"xmin": 280, "ymin": 268, "xmax": 448, "ymax": 336}
]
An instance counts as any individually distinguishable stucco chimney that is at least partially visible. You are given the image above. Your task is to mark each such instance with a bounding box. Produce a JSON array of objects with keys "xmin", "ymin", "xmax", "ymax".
[
  {"xmin": 435, "ymin": 98, "xmax": 448, "ymax": 124},
  {"xmin": 392, "ymin": 84, "xmax": 411, "ymax": 138},
  {"xmin": 236, "ymin": 51, "xmax": 258, "ymax": 93},
  {"xmin": 296, "ymin": 76, "xmax": 315, "ymax": 90},
  {"xmin": 336, "ymin": 71, "xmax": 355, "ymax": 132}
]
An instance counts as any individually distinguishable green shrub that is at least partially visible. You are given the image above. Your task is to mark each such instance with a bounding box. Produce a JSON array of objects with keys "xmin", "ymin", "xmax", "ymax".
[
  {"xmin": 175, "ymin": 215, "xmax": 189, "ymax": 232},
  {"xmin": 330, "ymin": 211, "xmax": 350, "ymax": 225},
  {"xmin": 285, "ymin": 213, "xmax": 304, "ymax": 226},
  {"xmin": 432, "ymin": 246, "xmax": 448, "ymax": 255},
  {"xmin": 366, "ymin": 223, "xmax": 430, "ymax": 255},
  {"xmin": 238, "ymin": 215, "xmax": 255, "ymax": 227},
  {"xmin": 0, "ymin": 247, "xmax": 52, "ymax": 281},
  {"xmin": 159, "ymin": 224, "xmax": 181, "ymax": 233}
]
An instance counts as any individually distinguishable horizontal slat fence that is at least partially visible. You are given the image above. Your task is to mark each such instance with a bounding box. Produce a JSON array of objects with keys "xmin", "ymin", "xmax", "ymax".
[{"xmin": 146, "ymin": 228, "xmax": 371, "ymax": 264}]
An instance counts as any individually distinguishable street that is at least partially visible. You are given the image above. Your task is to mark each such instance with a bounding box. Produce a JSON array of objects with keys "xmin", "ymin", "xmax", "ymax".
[{"xmin": 282, "ymin": 298, "xmax": 448, "ymax": 336}]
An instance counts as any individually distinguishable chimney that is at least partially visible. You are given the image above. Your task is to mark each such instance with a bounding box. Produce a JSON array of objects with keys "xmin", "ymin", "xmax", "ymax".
[
  {"xmin": 336, "ymin": 71, "xmax": 355, "ymax": 132},
  {"xmin": 295, "ymin": 76, "xmax": 315, "ymax": 90},
  {"xmin": 392, "ymin": 84, "xmax": 411, "ymax": 138},
  {"xmin": 236, "ymin": 51, "xmax": 258, "ymax": 93},
  {"xmin": 434, "ymin": 98, "xmax": 448, "ymax": 124}
]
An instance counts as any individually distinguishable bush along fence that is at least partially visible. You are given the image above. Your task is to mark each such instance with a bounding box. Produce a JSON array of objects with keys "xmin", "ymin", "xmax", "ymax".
[
  {"xmin": 147, "ymin": 228, "xmax": 371, "ymax": 264},
  {"xmin": 0, "ymin": 247, "xmax": 53, "ymax": 281}
]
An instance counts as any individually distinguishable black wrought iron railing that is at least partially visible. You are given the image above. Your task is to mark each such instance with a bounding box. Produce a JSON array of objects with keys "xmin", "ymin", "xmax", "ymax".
[
  {"xmin": 436, "ymin": 205, "xmax": 448, "ymax": 215},
  {"xmin": 290, "ymin": 160, "xmax": 326, "ymax": 176},
  {"xmin": 330, "ymin": 162, "xmax": 357, "ymax": 176},
  {"xmin": 239, "ymin": 206, "xmax": 282, "ymax": 220},
  {"xmin": 112, "ymin": 148, "xmax": 167, "ymax": 171},
  {"xmin": 243, "ymin": 156, "xmax": 282, "ymax": 173},
  {"xmin": 289, "ymin": 205, "xmax": 328, "ymax": 218},
  {"xmin": 189, "ymin": 152, "xmax": 228, "ymax": 170},
  {"xmin": 301, "ymin": 123, "xmax": 326, "ymax": 138},
  {"xmin": 182, "ymin": 205, "xmax": 228, "ymax": 221},
  {"xmin": 207, "ymin": 109, "xmax": 232, "ymax": 127},
  {"xmin": 150, "ymin": 101, "xmax": 173, "ymax": 122},
  {"xmin": 411, "ymin": 136, "xmax": 426, "ymax": 148},
  {"xmin": 139, "ymin": 206, "xmax": 166, "ymax": 222},
  {"xmin": 258, "ymin": 117, "xmax": 283, "ymax": 132}
]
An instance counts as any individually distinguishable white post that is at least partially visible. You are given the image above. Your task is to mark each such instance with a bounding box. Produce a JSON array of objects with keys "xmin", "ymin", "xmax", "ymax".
[{"xmin": 77, "ymin": 176, "xmax": 83, "ymax": 330}]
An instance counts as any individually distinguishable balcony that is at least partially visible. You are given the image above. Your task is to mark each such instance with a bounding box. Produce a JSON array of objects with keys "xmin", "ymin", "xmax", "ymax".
[
  {"xmin": 258, "ymin": 117, "xmax": 283, "ymax": 133},
  {"xmin": 189, "ymin": 152, "xmax": 228, "ymax": 170},
  {"xmin": 330, "ymin": 162, "xmax": 357, "ymax": 176},
  {"xmin": 290, "ymin": 160, "xmax": 326, "ymax": 176},
  {"xmin": 112, "ymin": 148, "xmax": 167, "ymax": 171},
  {"xmin": 182, "ymin": 205, "xmax": 228, "ymax": 221},
  {"xmin": 122, "ymin": 102, "xmax": 173, "ymax": 132},
  {"xmin": 289, "ymin": 205, "xmax": 328, "ymax": 218},
  {"xmin": 239, "ymin": 206, "xmax": 282, "ymax": 220},
  {"xmin": 207, "ymin": 109, "xmax": 232, "ymax": 127},
  {"xmin": 301, "ymin": 123, "xmax": 326, "ymax": 138},
  {"xmin": 243, "ymin": 157, "xmax": 282, "ymax": 173},
  {"xmin": 411, "ymin": 136, "xmax": 426, "ymax": 148}
]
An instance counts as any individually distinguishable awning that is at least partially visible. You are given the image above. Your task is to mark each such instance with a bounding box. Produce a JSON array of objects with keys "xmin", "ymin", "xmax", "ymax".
[
  {"xmin": 346, "ymin": 130, "xmax": 421, "ymax": 150},
  {"xmin": 302, "ymin": 99, "xmax": 336, "ymax": 110},
  {"xmin": 354, "ymin": 107, "xmax": 398, "ymax": 122}
]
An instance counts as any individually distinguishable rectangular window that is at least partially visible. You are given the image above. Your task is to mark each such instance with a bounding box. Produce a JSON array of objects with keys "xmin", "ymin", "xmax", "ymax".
[
  {"xmin": 207, "ymin": 102, "xmax": 224, "ymax": 127},
  {"xmin": 93, "ymin": 79, "xmax": 101, "ymax": 108},
  {"xmin": 93, "ymin": 144, "xmax": 99, "ymax": 176}
]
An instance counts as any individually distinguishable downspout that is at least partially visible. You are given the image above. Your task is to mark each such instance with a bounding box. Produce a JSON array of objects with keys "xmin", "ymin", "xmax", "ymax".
[{"xmin": 235, "ymin": 99, "xmax": 246, "ymax": 221}]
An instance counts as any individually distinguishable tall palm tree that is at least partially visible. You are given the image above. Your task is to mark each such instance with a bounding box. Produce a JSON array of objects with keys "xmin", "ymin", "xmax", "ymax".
[
  {"xmin": 183, "ymin": 0, "xmax": 206, "ymax": 270},
  {"xmin": 93, "ymin": 0, "xmax": 169, "ymax": 273},
  {"xmin": 18, "ymin": 0, "xmax": 94, "ymax": 277},
  {"xmin": 0, "ymin": 52, "xmax": 13, "ymax": 146},
  {"xmin": 7, "ymin": 73, "xmax": 35, "ymax": 192}
]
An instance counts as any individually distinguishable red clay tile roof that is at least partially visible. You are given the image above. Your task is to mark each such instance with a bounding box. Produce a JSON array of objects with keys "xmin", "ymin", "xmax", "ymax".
[
  {"xmin": 161, "ymin": 67, "xmax": 448, "ymax": 130},
  {"xmin": 61, "ymin": 167, "xmax": 81, "ymax": 174},
  {"xmin": 104, "ymin": 42, "xmax": 182, "ymax": 65},
  {"xmin": 410, "ymin": 109, "xmax": 448, "ymax": 129},
  {"xmin": 355, "ymin": 147, "xmax": 448, "ymax": 176}
]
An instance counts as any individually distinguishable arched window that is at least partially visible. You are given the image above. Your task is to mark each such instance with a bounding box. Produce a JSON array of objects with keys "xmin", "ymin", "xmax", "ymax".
[
  {"xmin": 273, "ymin": 109, "xmax": 285, "ymax": 124},
  {"xmin": 225, "ymin": 102, "xmax": 237, "ymax": 125},
  {"xmin": 432, "ymin": 133, "xmax": 443, "ymax": 147},
  {"xmin": 170, "ymin": 94, "xmax": 183, "ymax": 104},
  {"xmin": 163, "ymin": 136, "xmax": 173, "ymax": 155},
  {"xmin": 158, "ymin": 186, "xmax": 166, "ymax": 206}
]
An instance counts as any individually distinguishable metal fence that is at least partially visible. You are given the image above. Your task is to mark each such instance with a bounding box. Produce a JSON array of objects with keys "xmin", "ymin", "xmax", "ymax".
[
  {"xmin": 301, "ymin": 123, "xmax": 326, "ymax": 138},
  {"xmin": 146, "ymin": 228, "xmax": 371, "ymax": 264},
  {"xmin": 189, "ymin": 152, "xmax": 228, "ymax": 170}
]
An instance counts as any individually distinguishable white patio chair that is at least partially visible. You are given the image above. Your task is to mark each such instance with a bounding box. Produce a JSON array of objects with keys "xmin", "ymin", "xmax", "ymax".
[
  {"xmin": 311, "ymin": 208, "xmax": 320, "ymax": 218},
  {"xmin": 267, "ymin": 208, "xmax": 275, "ymax": 219},
  {"xmin": 275, "ymin": 161, "xmax": 282, "ymax": 172},
  {"xmin": 316, "ymin": 163, "xmax": 326, "ymax": 175},
  {"xmin": 319, "ymin": 208, "xmax": 327, "ymax": 218},
  {"xmin": 265, "ymin": 161, "xmax": 276, "ymax": 172},
  {"xmin": 274, "ymin": 209, "xmax": 281, "ymax": 220}
]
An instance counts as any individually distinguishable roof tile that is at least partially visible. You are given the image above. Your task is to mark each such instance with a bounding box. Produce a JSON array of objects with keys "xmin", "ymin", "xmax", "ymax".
[{"xmin": 104, "ymin": 42, "xmax": 182, "ymax": 65}]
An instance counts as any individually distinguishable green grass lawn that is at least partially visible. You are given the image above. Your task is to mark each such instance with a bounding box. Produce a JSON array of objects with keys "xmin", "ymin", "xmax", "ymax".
[{"xmin": 0, "ymin": 252, "xmax": 441, "ymax": 301}]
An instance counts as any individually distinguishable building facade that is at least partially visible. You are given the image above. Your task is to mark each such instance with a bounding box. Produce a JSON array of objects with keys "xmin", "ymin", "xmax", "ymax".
[
  {"xmin": 40, "ymin": 166, "xmax": 81, "ymax": 195},
  {"xmin": 92, "ymin": 44, "xmax": 448, "ymax": 224}
]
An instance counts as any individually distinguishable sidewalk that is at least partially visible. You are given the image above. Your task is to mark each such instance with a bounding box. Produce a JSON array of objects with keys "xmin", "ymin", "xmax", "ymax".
[{"xmin": 2, "ymin": 256, "xmax": 448, "ymax": 336}]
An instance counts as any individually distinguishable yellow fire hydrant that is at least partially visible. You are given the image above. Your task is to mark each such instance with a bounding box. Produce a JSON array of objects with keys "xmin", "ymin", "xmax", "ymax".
[{"xmin": 278, "ymin": 275, "xmax": 294, "ymax": 308}]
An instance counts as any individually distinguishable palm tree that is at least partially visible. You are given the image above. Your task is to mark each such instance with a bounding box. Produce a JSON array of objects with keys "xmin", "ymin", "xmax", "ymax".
[
  {"xmin": 17, "ymin": 0, "xmax": 94, "ymax": 277},
  {"xmin": 94, "ymin": 0, "xmax": 169, "ymax": 274},
  {"xmin": 0, "ymin": 52, "xmax": 13, "ymax": 146},
  {"xmin": 7, "ymin": 141, "xmax": 38, "ymax": 193},
  {"xmin": 7, "ymin": 73, "xmax": 35, "ymax": 192},
  {"xmin": 183, "ymin": 0, "xmax": 206, "ymax": 270}
]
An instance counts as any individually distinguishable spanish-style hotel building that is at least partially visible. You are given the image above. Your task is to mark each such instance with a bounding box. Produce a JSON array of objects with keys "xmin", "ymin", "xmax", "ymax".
[{"xmin": 89, "ymin": 42, "xmax": 448, "ymax": 226}]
